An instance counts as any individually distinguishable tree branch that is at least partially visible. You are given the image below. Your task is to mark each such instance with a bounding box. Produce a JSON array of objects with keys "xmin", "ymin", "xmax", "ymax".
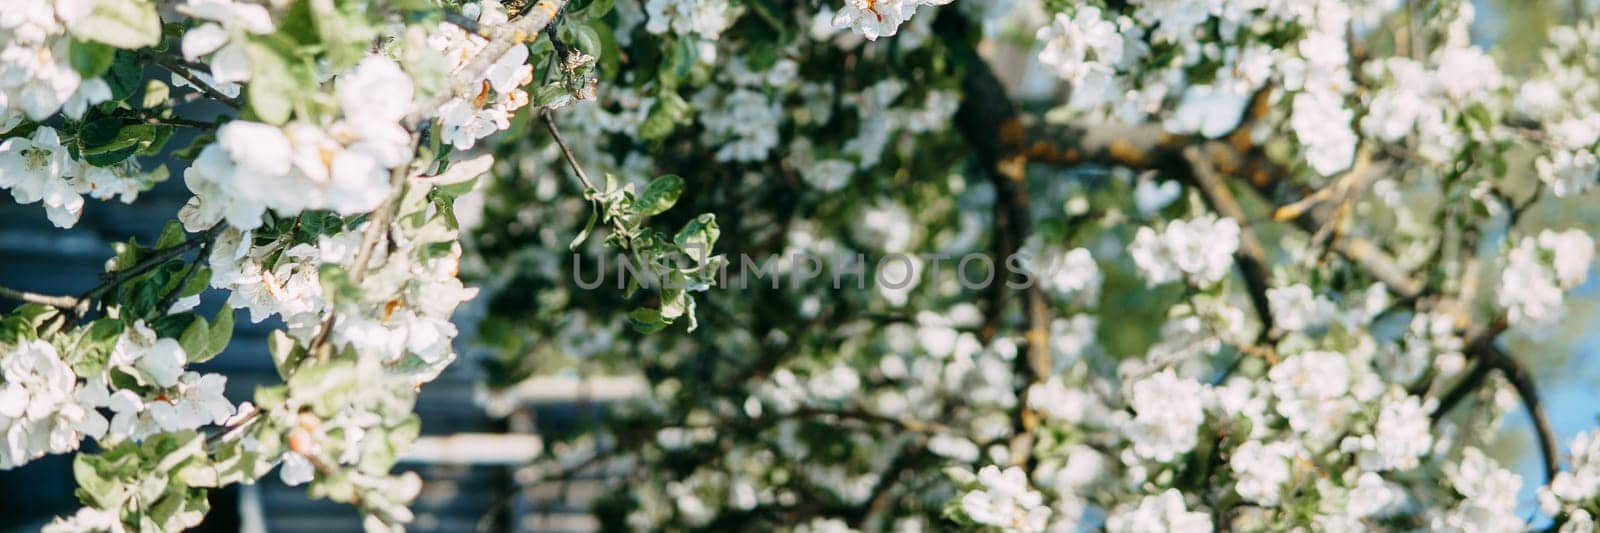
[
  {"xmin": 146, "ymin": 53, "xmax": 244, "ymax": 109},
  {"xmin": 542, "ymin": 110, "xmax": 597, "ymax": 191},
  {"xmin": 72, "ymin": 224, "xmax": 225, "ymax": 319},
  {"xmin": 307, "ymin": 135, "xmax": 419, "ymax": 356},
  {"xmin": 945, "ymin": 13, "xmax": 1051, "ymax": 467},
  {"xmin": 0, "ymin": 286, "xmax": 81, "ymax": 309},
  {"xmin": 1184, "ymin": 145, "xmax": 1277, "ymax": 341},
  {"xmin": 1430, "ymin": 317, "xmax": 1558, "ymax": 483}
]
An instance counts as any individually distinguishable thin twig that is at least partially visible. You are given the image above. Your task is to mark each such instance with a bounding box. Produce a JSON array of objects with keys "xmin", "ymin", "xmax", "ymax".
[
  {"xmin": 206, "ymin": 409, "xmax": 260, "ymax": 448},
  {"xmin": 542, "ymin": 110, "xmax": 596, "ymax": 191},
  {"xmin": 1429, "ymin": 317, "xmax": 1558, "ymax": 483},
  {"xmin": 307, "ymin": 136, "xmax": 419, "ymax": 356},
  {"xmin": 74, "ymin": 224, "xmax": 224, "ymax": 319},
  {"xmin": 148, "ymin": 54, "xmax": 244, "ymax": 109},
  {"xmin": 142, "ymin": 116, "xmax": 215, "ymax": 129},
  {"xmin": 155, "ymin": 238, "xmax": 211, "ymax": 314},
  {"xmin": 0, "ymin": 286, "xmax": 80, "ymax": 309}
]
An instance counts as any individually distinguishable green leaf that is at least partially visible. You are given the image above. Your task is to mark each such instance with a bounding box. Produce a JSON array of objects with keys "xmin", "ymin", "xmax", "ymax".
[
  {"xmin": 155, "ymin": 220, "xmax": 186, "ymax": 249},
  {"xmin": 70, "ymin": 39, "xmax": 116, "ymax": 78},
  {"xmin": 574, "ymin": 0, "xmax": 615, "ymax": 18},
  {"xmin": 659, "ymin": 287, "xmax": 686, "ymax": 319},
  {"xmin": 105, "ymin": 53, "xmax": 144, "ymax": 100},
  {"xmin": 673, "ymin": 213, "xmax": 720, "ymax": 256},
  {"xmin": 587, "ymin": 19, "xmax": 620, "ymax": 77},
  {"xmin": 637, "ymin": 90, "xmax": 689, "ymax": 140},
  {"xmin": 570, "ymin": 205, "xmax": 599, "ymax": 251},
  {"xmin": 150, "ymin": 310, "xmax": 196, "ymax": 339},
  {"xmin": 682, "ymin": 296, "xmax": 699, "ymax": 332},
  {"xmin": 74, "ymin": 318, "xmax": 125, "ymax": 375},
  {"xmin": 172, "ymin": 133, "xmax": 215, "ymax": 161},
  {"xmin": 244, "ymin": 41, "xmax": 302, "ymax": 125},
  {"xmin": 179, "ymin": 316, "xmax": 210, "ymax": 362},
  {"xmin": 627, "ymin": 308, "xmax": 667, "ymax": 333},
  {"xmin": 73, "ymin": 453, "xmax": 125, "ymax": 508},
  {"xmin": 201, "ymin": 308, "xmax": 234, "ymax": 363},
  {"xmin": 571, "ymin": 24, "xmax": 603, "ymax": 58},
  {"xmin": 66, "ymin": 0, "xmax": 162, "ymax": 49},
  {"xmin": 531, "ymin": 83, "xmax": 572, "ymax": 108},
  {"xmin": 77, "ymin": 119, "xmax": 163, "ymax": 167},
  {"xmin": 267, "ymin": 330, "xmax": 299, "ymax": 380},
  {"xmin": 635, "ymin": 175, "xmax": 684, "ymax": 216}
]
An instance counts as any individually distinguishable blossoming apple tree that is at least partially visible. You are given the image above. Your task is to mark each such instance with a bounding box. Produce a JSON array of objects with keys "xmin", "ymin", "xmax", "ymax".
[{"xmin": 3, "ymin": 0, "xmax": 1600, "ymax": 531}]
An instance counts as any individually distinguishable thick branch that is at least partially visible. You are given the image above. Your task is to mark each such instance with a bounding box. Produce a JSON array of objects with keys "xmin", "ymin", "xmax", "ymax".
[
  {"xmin": 1184, "ymin": 145, "xmax": 1277, "ymax": 340},
  {"xmin": 1431, "ymin": 318, "xmax": 1558, "ymax": 483},
  {"xmin": 947, "ymin": 15, "xmax": 1051, "ymax": 467},
  {"xmin": 1023, "ymin": 121, "xmax": 1424, "ymax": 302}
]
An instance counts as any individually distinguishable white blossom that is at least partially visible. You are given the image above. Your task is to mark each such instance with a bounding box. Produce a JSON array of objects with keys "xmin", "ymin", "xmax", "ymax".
[
  {"xmin": 1432, "ymin": 448, "xmax": 1523, "ymax": 532},
  {"xmin": 0, "ymin": 340, "xmax": 102, "ymax": 469},
  {"xmin": 1128, "ymin": 215, "xmax": 1240, "ymax": 286},
  {"xmin": 1268, "ymin": 350, "xmax": 1356, "ymax": 445},
  {"xmin": 1542, "ymin": 431, "xmax": 1600, "ymax": 519},
  {"xmin": 1026, "ymin": 245, "xmax": 1101, "ymax": 304},
  {"xmin": 1266, "ymin": 284, "xmax": 1336, "ymax": 333},
  {"xmin": 1105, "ymin": 489, "xmax": 1210, "ymax": 533},
  {"xmin": 1290, "ymin": 90, "xmax": 1357, "ymax": 176},
  {"xmin": 1125, "ymin": 369, "xmax": 1205, "ymax": 463},
  {"xmin": 1229, "ymin": 440, "xmax": 1296, "ymax": 506},
  {"xmin": 960, "ymin": 465, "xmax": 1051, "ymax": 532},
  {"xmin": 109, "ymin": 321, "xmax": 187, "ymax": 388},
  {"xmin": 428, "ymin": 2, "xmax": 534, "ymax": 149},
  {"xmin": 177, "ymin": 0, "xmax": 276, "ymax": 83},
  {"xmin": 1500, "ymin": 230, "xmax": 1593, "ymax": 331},
  {"xmin": 0, "ymin": 126, "xmax": 81, "ymax": 227},
  {"xmin": 832, "ymin": 0, "xmax": 951, "ymax": 41}
]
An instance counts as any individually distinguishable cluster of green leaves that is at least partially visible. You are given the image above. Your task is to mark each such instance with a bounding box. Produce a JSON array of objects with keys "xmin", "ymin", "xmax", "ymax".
[
  {"xmin": 74, "ymin": 431, "xmax": 215, "ymax": 532},
  {"xmin": 571, "ymin": 173, "xmax": 726, "ymax": 333}
]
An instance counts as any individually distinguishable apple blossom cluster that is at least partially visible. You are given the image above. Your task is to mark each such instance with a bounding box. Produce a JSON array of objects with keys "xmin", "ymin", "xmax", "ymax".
[
  {"xmin": 0, "ymin": 0, "xmax": 165, "ymax": 228},
  {"xmin": 1025, "ymin": 0, "xmax": 1513, "ymax": 181},
  {"xmin": 644, "ymin": 0, "xmax": 734, "ymax": 61},
  {"xmin": 1431, "ymin": 447, "xmax": 1525, "ymax": 531},
  {"xmin": 179, "ymin": 56, "xmax": 414, "ymax": 231},
  {"xmin": 1, "ymin": 321, "xmax": 234, "ymax": 471},
  {"xmin": 1021, "ymin": 238, "xmax": 1102, "ymax": 305},
  {"xmin": 1515, "ymin": 21, "xmax": 1600, "ymax": 197},
  {"xmin": 175, "ymin": 0, "xmax": 275, "ymax": 92},
  {"xmin": 1498, "ymin": 229, "xmax": 1595, "ymax": 331},
  {"xmin": 0, "ymin": 0, "xmax": 579, "ymax": 528},
  {"xmin": 427, "ymin": 0, "xmax": 537, "ymax": 150},
  {"xmin": 1127, "ymin": 215, "xmax": 1240, "ymax": 287},
  {"xmin": 1541, "ymin": 430, "xmax": 1600, "ymax": 528},
  {"xmin": 0, "ymin": 0, "xmax": 116, "ymax": 127},
  {"xmin": 958, "ymin": 465, "xmax": 1051, "ymax": 531},
  {"xmin": 0, "ymin": 126, "xmax": 148, "ymax": 228},
  {"xmin": 830, "ymin": 0, "xmax": 953, "ymax": 41}
]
